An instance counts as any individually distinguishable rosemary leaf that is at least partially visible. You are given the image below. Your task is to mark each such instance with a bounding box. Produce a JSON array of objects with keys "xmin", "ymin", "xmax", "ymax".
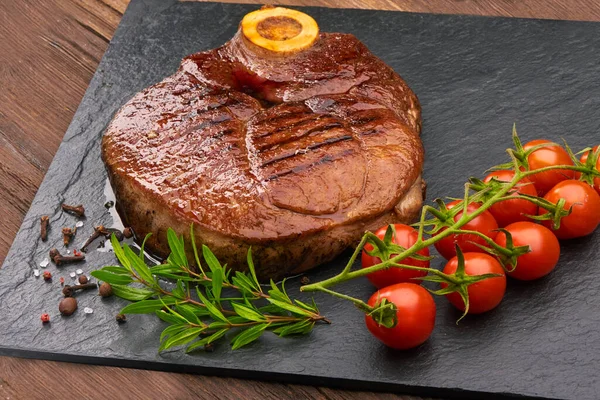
[
  {"xmin": 111, "ymin": 234, "xmax": 131, "ymax": 270},
  {"xmin": 124, "ymin": 244, "xmax": 154, "ymax": 283},
  {"xmin": 175, "ymin": 304, "xmax": 204, "ymax": 325},
  {"xmin": 160, "ymin": 327, "xmax": 204, "ymax": 352},
  {"xmin": 120, "ymin": 298, "xmax": 178, "ymax": 314},
  {"xmin": 202, "ymin": 245, "xmax": 222, "ymax": 275},
  {"xmin": 231, "ymin": 302, "xmax": 266, "ymax": 322},
  {"xmin": 155, "ymin": 310, "xmax": 187, "ymax": 325},
  {"xmin": 246, "ymin": 248, "xmax": 261, "ymax": 293},
  {"xmin": 101, "ymin": 266, "xmax": 130, "ymax": 275},
  {"xmin": 111, "ymin": 284, "xmax": 155, "ymax": 301},
  {"xmin": 186, "ymin": 329, "xmax": 228, "ymax": 353},
  {"xmin": 167, "ymin": 228, "xmax": 188, "ymax": 268},
  {"xmin": 197, "ymin": 289, "xmax": 228, "ymax": 323},
  {"xmin": 266, "ymin": 298, "xmax": 313, "ymax": 317},
  {"xmin": 91, "ymin": 270, "xmax": 134, "ymax": 285},
  {"xmin": 160, "ymin": 324, "xmax": 187, "ymax": 343},
  {"xmin": 273, "ymin": 320, "xmax": 315, "ymax": 337},
  {"xmin": 231, "ymin": 324, "xmax": 268, "ymax": 350}
]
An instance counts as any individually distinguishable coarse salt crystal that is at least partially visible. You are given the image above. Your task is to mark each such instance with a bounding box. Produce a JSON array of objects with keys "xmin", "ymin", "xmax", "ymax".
[
  {"xmin": 33, "ymin": 269, "xmax": 40, "ymax": 277},
  {"xmin": 76, "ymin": 269, "xmax": 83, "ymax": 275},
  {"xmin": 75, "ymin": 221, "xmax": 84, "ymax": 228},
  {"xmin": 39, "ymin": 259, "xmax": 49, "ymax": 268},
  {"xmin": 69, "ymin": 272, "xmax": 76, "ymax": 278},
  {"xmin": 66, "ymin": 250, "xmax": 71, "ymax": 254},
  {"xmin": 83, "ymin": 307, "xmax": 93, "ymax": 314}
]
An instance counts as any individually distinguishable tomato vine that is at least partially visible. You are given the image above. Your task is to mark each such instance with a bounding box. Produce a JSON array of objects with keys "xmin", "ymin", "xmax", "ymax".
[{"xmin": 300, "ymin": 126, "xmax": 600, "ymax": 326}]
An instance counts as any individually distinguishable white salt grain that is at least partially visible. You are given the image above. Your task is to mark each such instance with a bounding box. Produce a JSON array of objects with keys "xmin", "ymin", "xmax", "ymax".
[
  {"xmin": 69, "ymin": 272, "xmax": 76, "ymax": 278},
  {"xmin": 76, "ymin": 269, "xmax": 83, "ymax": 275},
  {"xmin": 83, "ymin": 307, "xmax": 93, "ymax": 314},
  {"xmin": 39, "ymin": 259, "xmax": 49, "ymax": 268},
  {"xmin": 33, "ymin": 269, "xmax": 40, "ymax": 277},
  {"xmin": 75, "ymin": 221, "xmax": 84, "ymax": 228}
]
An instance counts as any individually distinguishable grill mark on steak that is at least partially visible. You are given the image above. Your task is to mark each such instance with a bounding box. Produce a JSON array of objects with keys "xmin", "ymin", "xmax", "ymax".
[
  {"xmin": 265, "ymin": 149, "xmax": 355, "ymax": 181},
  {"xmin": 256, "ymin": 121, "xmax": 344, "ymax": 151},
  {"xmin": 259, "ymin": 134, "xmax": 353, "ymax": 168},
  {"xmin": 255, "ymin": 113, "xmax": 317, "ymax": 138}
]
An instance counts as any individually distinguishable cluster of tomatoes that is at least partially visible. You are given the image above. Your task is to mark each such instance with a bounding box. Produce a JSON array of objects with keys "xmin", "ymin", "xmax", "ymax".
[{"xmin": 362, "ymin": 140, "xmax": 600, "ymax": 350}]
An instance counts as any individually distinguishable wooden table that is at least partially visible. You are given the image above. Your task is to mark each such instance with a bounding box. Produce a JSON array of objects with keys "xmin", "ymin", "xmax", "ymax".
[{"xmin": 1, "ymin": 0, "xmax": 599, "ymax": 398}]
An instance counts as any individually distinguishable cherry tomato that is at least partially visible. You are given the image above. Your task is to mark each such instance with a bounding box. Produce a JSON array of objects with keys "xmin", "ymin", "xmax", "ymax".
[
  {"xmin": 434, "ymin": 200, "xmax": 499, "ymax": 260},
  {"xmin": 522, "ymin": 139, "xmax": 574, "ymax": 196},
  {"xmin": 576, "ymin": 145, "xmax": 600, "ymax": 196},
  {"xmin": 539, "ymin": 180, "xmax": 600, "ymax": 239},
  {"xmin": 365, "ymin": 283, "xmax": 436, "ymax": 350},
  {"xmin": 483, "ymin": 170, "xmax": 538, "ymax": 227},
  {"xmin": 441, "ymin": 253, "xmax": 506, "ymax": 314},
  {"xmin": 494, "ymin": 222, "xmax": 560, "ymax": 280},
  {"xmin": 361, "ymin": 224, "xmax": 429, "ymax": 288}
]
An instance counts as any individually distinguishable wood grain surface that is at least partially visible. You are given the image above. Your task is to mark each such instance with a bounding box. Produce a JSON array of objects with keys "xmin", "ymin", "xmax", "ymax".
[{"xmin": 1, "ymin": 1, "xmax": 599, "ymax": 399}]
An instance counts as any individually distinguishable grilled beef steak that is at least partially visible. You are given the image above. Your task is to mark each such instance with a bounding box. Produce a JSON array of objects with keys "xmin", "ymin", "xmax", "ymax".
[{"xmin": 102, "ymin": 7, "xmax": 424, "ymax": 280}]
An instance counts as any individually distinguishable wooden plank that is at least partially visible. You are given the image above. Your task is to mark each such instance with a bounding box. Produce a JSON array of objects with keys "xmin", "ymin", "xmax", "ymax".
[{"xmin": 1, "ymin": 0, "xmax": 599, "ymax": 399}]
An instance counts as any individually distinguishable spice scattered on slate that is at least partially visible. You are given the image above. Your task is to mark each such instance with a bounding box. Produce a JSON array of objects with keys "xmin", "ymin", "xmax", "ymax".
[
  {"xmin": 43, "ymin": 271, "xmax": 52, "ymax": 281},
  {"xmin": 99, "ymin": 282, "xmax": 113, "ymax": 297},
  {"xmin": 33, "ymin": 269, "xmax": 40, "ymax": 277},
  {"xmin": 62, "ymin": 227, "xmax": 76, "ymax": 246},
  {"xmin": 83, "ymin": 307, "xmax": 93, "ymax": 314},
  {"xmin": 39, "ymin": 258, "xmax": 49, "ymax": 268},
  {"xmin": 40, "ymin": 313, "xmax": 50, "ymax": 323},
  {"xmin": 116, "ymin": 313, "xmax": 127, "ymax": 323},
  {"xmin": 123, "ymin": 227, "xmax": 133, "ymax": 239},
  {"xmin": 76, "ymin": 269, "xmax": 83, "ymax": 275},
  {"xmin": 61, "ymin": 203, "xmax": 85, "ymax": 218},
  {"xmin": 40, "ymin": 216, "xmax": 49, "ymax": 241},
  {"xmin": 69, "ymin": 272, "xmax": 76, "ymax": 278},
  {"xmin": 75, "ymin": 221, "xmax": 84, "ymax": 228},
  {"xmin": 59, "ymin": 297, "xmax": 77, "ymax": 316},
  {"xmin": 78, "ymin": 275, "xmax": 88, "ymax": 284}
]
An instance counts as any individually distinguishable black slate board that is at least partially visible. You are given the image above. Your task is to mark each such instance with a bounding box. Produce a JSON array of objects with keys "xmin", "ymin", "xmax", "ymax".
[{"xmin": 2, "ymin": 1, "xmax": 600, "ymax": 399}]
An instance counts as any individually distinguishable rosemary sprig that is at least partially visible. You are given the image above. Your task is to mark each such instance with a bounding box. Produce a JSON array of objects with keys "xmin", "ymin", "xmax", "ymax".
[{"xmin": 91, "ymin": 226, "xmax": 329, "ymax": 353}]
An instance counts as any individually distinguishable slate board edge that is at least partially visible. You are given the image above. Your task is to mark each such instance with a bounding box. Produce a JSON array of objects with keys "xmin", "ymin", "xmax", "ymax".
[
  {"xmin": 0, "ymin": 345, "xmax": 544, "ymax": 400},
  {"xmin": 1, "ymin": 1, "xmax": 599, "ymax": 400}
]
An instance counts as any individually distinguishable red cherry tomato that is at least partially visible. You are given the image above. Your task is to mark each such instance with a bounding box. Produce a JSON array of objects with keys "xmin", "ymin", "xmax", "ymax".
[
  {"xmin": 361, "ymin": 224, "xmax": 429, "ymax": 288},
  {"xmin": 539, "ymin": 180, "xmax": 600, "ymax": 239},
  {"xmin": 494, "ymin": 221, "xmax": 560, "ymax": 281},
  {"xmin": 576, "ymin": 145, "xmax": 600, "ymax": 196},
  {"xmin": 522, "ymin": 139, "xmax": 575, "ymax": 196},
  {"xmin": 434, "ymin": 201, "xmax": 499, "ymax": 260},
  {"xmin": 365, "ymin": 283, "xmax": 436, "ymax": 350},
  {"xmin": 441, "ymin": 253, "xmax": 506, "ymax": 314},
  {"xmin": 483, "ymin": 170, "xmax": 538, "ymax": 227}
]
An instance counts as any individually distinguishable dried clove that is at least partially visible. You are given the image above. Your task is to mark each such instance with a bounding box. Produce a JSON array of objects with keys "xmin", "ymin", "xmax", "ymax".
[
  {"xmin": 61, "ymin": 203, "xmax": 85, "ymax": 218},
  {"xmin": 49, "ymin": 248, "xmax": 85, "ymax": 266},
  {"xmin": 62, "ymin": 227, "xmax": 76, "ymax": 246},
  {"xmin": 40, "ymin": 216, "xmax": 49, "ymax": 241},
  {"xmin": 62, "ymin": 283, "xmax": 97, "ymax": 297},
  {"xmin": 81, "ymin": 225, "xmax": 125, "ymax": 252},
  {"xmin": 116, "ymin": 313, "xmax": 127, "ymax": 323},
  {"xmin": 59, "ymin": 297, "xmax": 78, "ymax": 316}
]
